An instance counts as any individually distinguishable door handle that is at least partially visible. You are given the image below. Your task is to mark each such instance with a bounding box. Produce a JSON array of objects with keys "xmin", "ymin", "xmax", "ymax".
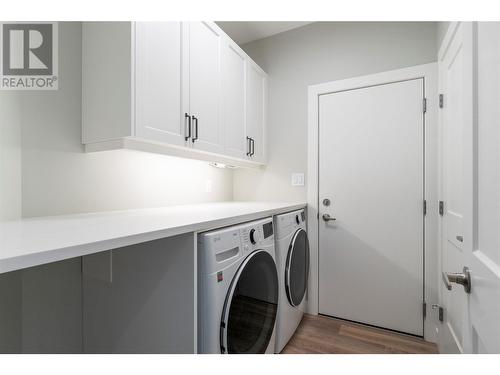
[
  {"xmin": 184, "ymin": 113, "xmax": 191, "ymax": 141},
  {"xmin": 246, "ymin": 136, "xmax": 251, "ymax": 156},
  {"xmin": 191, "ymin": 115, "xmax": 198, "ymax": 142},
  {"xmin": 322, "ymin": 213, "xmax": 336, "ymax": 222},
  {"xmin": 442, "ymin": 266, "xmax": 471, "ymax": 293},
  {"xmin": 456, "ymin": 235, "xmax": 463, "ymax": 243},
  {"xmin": 250, "ymin": 138, "xmax": 255, "ymax": 156}
]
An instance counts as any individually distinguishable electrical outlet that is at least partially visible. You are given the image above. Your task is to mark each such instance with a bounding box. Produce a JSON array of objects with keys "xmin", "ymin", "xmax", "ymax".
[{"xmin": 291, "ymin": 173, "xmax": 305, "ymax": 186}]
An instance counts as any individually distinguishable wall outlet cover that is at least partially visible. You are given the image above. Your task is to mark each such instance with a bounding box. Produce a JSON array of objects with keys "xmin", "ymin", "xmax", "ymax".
[{"xmin": 291, "ymin": 173, "xmax": 305, "ymax": 186}]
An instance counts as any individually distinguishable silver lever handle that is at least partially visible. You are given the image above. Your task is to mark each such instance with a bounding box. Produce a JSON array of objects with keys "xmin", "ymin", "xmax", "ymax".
[
  {"xmin": 322, "ymin": 214, "xmax": 336, "ymax": 222},
  {"xmin": 442, "ymin": 266, "xmax": 471, "ymax": 293}
]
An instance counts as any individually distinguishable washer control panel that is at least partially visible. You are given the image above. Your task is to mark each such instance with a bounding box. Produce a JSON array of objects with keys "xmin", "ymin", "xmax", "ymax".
[{"xmin": 240, "ymin": 219, "xmax": 273, "ymax": 252}]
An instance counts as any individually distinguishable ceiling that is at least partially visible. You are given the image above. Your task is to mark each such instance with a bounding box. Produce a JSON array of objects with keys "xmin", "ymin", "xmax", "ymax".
[{"xmin": 216, "ymin": 22, "xmax": 312, "ymax": 45}]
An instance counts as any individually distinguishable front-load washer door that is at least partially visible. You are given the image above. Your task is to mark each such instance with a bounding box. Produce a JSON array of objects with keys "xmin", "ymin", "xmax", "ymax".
[
  {"xmin": 220, "ymin": 250, "xmax": 278, "ymax": 354},
  {"xmin": 285, "ymin": 229, "xmax": 310, "ymax": 307}
]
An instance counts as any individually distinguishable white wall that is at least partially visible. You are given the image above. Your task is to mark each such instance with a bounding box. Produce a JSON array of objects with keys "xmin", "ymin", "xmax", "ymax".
[
  {"xmin": 233, "ymin": 22, "xmax": 439, "ymax": 201},
  {"xmin": 21, "ymin": 22, "xmax": 233, "ymax": 218}
]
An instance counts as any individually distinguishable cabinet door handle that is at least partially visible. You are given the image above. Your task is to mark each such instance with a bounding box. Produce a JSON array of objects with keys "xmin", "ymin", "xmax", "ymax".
[
  {"xmin": 184, "ymin": 113, "xmax": 191, "ymax": 141},
  {"xmin": 192, "ymin": 116, "xmax": 198, "ymax": 142},
  {"xmin": 246, "ymin": 136, "xmax": 251, "ymax": 156},
  {"xmin": 250, "ymin": 138, "xmax": 255, "ymax": 156}
]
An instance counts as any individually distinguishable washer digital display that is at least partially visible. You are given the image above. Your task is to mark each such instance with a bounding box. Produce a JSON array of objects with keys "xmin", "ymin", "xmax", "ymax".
[{"xmin": 263, "ymin": 222, "xmax": 273, "ymax": 239}]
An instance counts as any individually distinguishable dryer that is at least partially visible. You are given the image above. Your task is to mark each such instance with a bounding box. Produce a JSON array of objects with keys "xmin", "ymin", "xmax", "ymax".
[
  {"xmin": 274, "ymin": 209, "xmax": 310, "ymax": 353},
  {"xmin": 197, "ymin": 217, "xmax": 278, "ymax": 354}
]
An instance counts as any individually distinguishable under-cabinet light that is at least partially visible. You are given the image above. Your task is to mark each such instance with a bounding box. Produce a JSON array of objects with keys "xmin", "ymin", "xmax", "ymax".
[{"xmin": 208, "ymin": 162, "xmax": 237, "ymax": 169}]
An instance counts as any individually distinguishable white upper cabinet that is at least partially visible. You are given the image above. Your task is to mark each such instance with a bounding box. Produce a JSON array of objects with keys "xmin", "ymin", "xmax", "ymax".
[
  {"xmin": 187, "ymin": 22, "xmax": 224, "ymax": 154},
  {"xmin": 82, "ymin": 22, "xmax": 267, "ymax": 168},
  {"xmin": 221, "ymin": 39, "xmax": 247, "ymax": 159},
  {"xmin": 135, "ymin": 22, "xmax": 187, "ymax": 146},
  {"xmin": 246, "ymin": 62, "xmax": 267, "ymax": 163}
]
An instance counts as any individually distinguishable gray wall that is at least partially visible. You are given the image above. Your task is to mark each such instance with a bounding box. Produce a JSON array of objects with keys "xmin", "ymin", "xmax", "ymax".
[{"xmin": 233, "ymin": 22, "xmax": 439, "ymax": 201}]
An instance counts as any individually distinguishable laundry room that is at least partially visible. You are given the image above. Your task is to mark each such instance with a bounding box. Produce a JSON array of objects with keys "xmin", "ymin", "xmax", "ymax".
[{"xmin": 1, "ymin": 0, "xmax": 499, "ymax": 374}]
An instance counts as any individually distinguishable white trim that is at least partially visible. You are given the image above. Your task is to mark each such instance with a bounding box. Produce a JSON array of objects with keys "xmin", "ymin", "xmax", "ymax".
[
  {"xmin": 436, "ymin": 21, "xmax": 476, "ymax": 353},
  {"xmin": 84, "ymin": 137, "xmax": 266, "ymax": 169},
  {"xmin": 438, "ymin": 22, "xmax": 460, "ymax": 62},
  {"xmin": 307, "ymin": 63, "xmax": 439, "ymax": 342}
]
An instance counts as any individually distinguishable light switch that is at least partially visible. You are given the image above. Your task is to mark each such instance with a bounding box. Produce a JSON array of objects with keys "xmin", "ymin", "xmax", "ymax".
[{"xmin": 291, "ymin": 173, "xmax": 305, "ymax": 186}]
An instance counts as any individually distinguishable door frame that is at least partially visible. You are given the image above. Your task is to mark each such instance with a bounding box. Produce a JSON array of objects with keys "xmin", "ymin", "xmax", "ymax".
[
  {"xmin": 436, "ymin": 21, "xmax": 476, "ymax": 354},
  {"xmin": 307, "ymin": 63, "xmax": 439, "ymax": 342}
]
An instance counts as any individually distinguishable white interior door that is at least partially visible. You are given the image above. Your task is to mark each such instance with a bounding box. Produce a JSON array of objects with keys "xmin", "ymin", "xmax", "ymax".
[
  {"xmin": 135, "ymin": 22, "xmax": 186, "ymax": 146},
  {"xmin": 468, "ymin": 21, "xmax": 500, "ymax": 354},
  {"xmin": 438, "ymin": 22, "xmax": 468, "ymax": 353},
  {"xmin": 439, "ymin": 21, "xmax": 500, "ymax": 354},
  {"xmin": 188, "ymin": 22, "xmax": 223, "ymax": 154},
  {"xmin": 318, "ymin": 78, "xmax": 425, "ymax": 336}
]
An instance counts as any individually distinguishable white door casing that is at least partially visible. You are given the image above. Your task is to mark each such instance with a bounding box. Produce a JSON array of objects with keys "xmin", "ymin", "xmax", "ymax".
[
  {"xmin": 438, "ymin": 21, "xmax": 468, "ymax": 354},
  {"xmin": 318, "ymin": 78, "xmax": 425, "ymax": 336},
  {"xmin": 307, "ymin": 64, "xmax": 439, "ymax": 342}
]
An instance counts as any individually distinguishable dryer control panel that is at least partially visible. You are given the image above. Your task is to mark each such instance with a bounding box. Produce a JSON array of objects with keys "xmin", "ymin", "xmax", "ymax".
[{"xmin": 275, "ymin": 209, "xmax": 307, "ymax": 240}]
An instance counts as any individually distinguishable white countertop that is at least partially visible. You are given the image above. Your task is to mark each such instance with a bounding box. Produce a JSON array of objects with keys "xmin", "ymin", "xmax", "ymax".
[{"xmin": 0, "ymin": 201, "xmax": 306, "ymax": 274}]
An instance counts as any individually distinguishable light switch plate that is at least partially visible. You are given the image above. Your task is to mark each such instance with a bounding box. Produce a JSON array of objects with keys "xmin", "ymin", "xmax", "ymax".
[{"xmin": 291, "ymin": 173, "xmax": 305, "ymax": 186}]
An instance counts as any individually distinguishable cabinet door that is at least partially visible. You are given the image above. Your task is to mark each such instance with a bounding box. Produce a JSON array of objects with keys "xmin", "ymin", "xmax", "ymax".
[
  {"xmin": 221, "ymin": 40, "xmax": 247, "ymax": 159},
  {"xmin": 246, "ymin": 62, "xmax": 267, "ymax": 163},
  {"xmin": 188, "ymin": 22, "xmax": 224, "ymax": 154},
  {"xmin": 135, "ymin": 22, "xmax": 188, "ymax": 146}
]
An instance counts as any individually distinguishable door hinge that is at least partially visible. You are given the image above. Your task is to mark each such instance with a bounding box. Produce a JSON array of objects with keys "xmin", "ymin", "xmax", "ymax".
[
  {"xmin": 439, "ymin": 201, "xmax": 444, "ymax": 216},
  {"xmin": 422, "ymin": 98, "xmax": 427, "ymax": 113},
  {"xmin": 423, "ymin": 200, "xmax": 427, "ymax": 215},
  {"xmin": 432, "ymin": 304, "xmax": 444, "ymax": 322},
  {"xmin": 439, "ymin": 94, "xmax": 444, "ymax": 108},
  {"xmin": 422, "ymin": 301, "xmax": 427, "ymax": 319}
]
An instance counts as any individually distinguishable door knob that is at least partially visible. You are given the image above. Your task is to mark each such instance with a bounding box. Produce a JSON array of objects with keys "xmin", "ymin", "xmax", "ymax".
[
  {"xmin": 322, "ymin": 214, "xmax": 336, "ymax": 222},
  {"xmin": 442, "ymin": 266, "xmax": 471, "ymax": 293}
]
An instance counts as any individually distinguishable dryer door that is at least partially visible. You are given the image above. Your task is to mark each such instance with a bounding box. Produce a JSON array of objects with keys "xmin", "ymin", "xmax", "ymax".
[
  {"xmin": 220, "ymin": 250, "xmax": 278, "ymax": 354},
  {"xmin": 285, "ymin": 228, "xmax": 310, "ymax": 307}
]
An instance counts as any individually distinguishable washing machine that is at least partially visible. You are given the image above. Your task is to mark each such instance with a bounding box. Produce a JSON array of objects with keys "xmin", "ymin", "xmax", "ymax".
[
  {"xmin": 197, "ymin": 217, "xmax": 278, "ymax": 354},
  {"xmin": 274, "ymin": 209, "xmax": 310, "ymax": 353}
]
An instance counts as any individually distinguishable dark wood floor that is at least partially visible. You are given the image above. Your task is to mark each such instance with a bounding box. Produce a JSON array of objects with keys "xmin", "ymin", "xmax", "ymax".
[{"xmin": 281, "ymin": 314, "xmax": 438, "ymax": 354}]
